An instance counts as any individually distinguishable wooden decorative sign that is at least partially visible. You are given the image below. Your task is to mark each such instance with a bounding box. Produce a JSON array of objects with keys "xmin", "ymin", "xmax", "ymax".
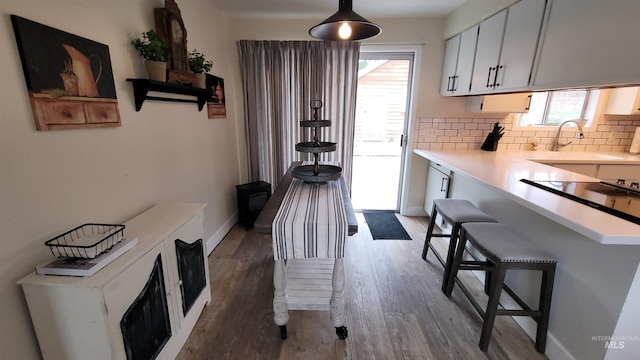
[
  {"xmin": 11, "ymin": 15, "xmax": 121, "ymax": 130},
  {"xmin": 155, "ymin": 0, "xmax": 195, "ymax": 86}
]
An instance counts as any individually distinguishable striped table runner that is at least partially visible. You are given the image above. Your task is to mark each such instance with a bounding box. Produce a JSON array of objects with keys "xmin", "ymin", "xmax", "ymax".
[{"xmin": 272, "ymin": 165, "xmax": 348, "ymax": 260}]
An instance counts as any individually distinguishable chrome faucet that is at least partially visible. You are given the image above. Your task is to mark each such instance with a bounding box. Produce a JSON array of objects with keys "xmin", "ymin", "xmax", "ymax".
[{"xmin": 552, "ymin": 119, "xmax": 585, "ymax": 151}]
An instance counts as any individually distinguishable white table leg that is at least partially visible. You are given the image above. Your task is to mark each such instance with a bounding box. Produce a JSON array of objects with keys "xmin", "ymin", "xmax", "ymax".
[
  {"xmin": 330, "ymin": 258, "xmax": 348, "ymax": 339},
  {"xmin": 273, "ymin": 259, "xmax": 289, "ymax": 338}
]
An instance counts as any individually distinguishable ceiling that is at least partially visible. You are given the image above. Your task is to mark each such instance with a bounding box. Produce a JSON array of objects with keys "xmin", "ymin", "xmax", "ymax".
[{"xmin": 211, "ymin": 0, "xmax": 467, "ymax": 19}]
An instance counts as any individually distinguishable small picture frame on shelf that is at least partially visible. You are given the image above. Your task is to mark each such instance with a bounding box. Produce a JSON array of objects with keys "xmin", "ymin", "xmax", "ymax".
[{"xmin": 206, "ymin": 74, "xmax": 226, "ymax": 119}]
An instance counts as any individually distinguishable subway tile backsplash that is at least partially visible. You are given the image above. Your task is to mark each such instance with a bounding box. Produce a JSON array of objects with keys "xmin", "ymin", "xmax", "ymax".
[{"xmin": 414, "ymin": 115, "xmax": 640, "ymax": 153}]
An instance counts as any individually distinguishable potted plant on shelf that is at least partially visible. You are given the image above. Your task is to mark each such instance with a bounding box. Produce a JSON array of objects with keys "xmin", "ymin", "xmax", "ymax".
[
  {"xmin": 188, "ymin": 49, "xmax": 213, "ymax": 89},
  {"xmin": 131, "ymin": 30, "xmax": 169, "ymax": 82}
]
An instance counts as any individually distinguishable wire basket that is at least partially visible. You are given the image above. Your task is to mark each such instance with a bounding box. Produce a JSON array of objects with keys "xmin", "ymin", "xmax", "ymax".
[{"xmin": 45, "ymin": 224, "xmax": 125, "ymax": 259}]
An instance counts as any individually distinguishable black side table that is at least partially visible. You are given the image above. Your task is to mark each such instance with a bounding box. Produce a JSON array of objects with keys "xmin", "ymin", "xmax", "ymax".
[{"xmin": 236, "ymin": 181, "xmax": 271, "ymax": 230}]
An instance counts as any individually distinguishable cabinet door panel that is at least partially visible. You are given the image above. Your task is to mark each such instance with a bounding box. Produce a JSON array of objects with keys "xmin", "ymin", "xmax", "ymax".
[
  {"xmin": 605, "ymin": 87, "xmax": 640, "ymax": 115},
  {"xmin": 498, "ymin": 0, "xmax": 546, "ymax": 90},
  {"xmin": 424, "ymin": 166, "xmax": 450, "ymax": 213},
  {"xmin": 470, "ymin": 9, "xmax": 506, "ymax": 93},
  {"xmin": 553, "ymin": 164, "xmax": 598, "ymax": 177},
  {"xmin": 175, "ymin": 239, "xmax": 206, "ymax": 315},
  {"xmin": 104, "ymin": 243, "xmax": 175, "ymax": 360},
  {"xmin": 166, "ymin": 211, "xmax": 210, "ymax": 330},
  {"xmin": 597, "ymin": 165, "xmax": 640, "ymax": 180},
  {"xmin": 120, "ymin": 254, "xmax": 172, "ymax": 360},
  {"xmin": 440, "ymin": 35, "xmax": 460, "ymax": 95},
  {"xmin": 533, "ymin": 0, "xmax": 640, "ymax": 89},
  {"xmin": 453, "ymin": 25, "xmax": 478, "ymax": 95},
  {"xmin": 424, "ymin": 165, "xmax": 451, "ymax": 230}
]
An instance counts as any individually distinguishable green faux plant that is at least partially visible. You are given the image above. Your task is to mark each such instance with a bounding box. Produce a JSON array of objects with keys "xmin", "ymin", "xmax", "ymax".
[
  {"xmin": 131, "ymin": 30, "xmax": 169, "ymax": 62},
  {"xmin": 188, "ymin": 49, "xmax": 213, "ymax": 73}
]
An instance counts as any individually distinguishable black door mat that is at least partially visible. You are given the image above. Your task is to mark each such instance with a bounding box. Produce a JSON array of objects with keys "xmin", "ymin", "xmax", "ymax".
[{"xmin": 362, "ymin": 210, "xmax": 412, "ymax": 240}]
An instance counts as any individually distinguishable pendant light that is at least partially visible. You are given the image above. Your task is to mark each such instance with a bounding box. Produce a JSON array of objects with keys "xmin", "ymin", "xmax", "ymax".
[{"xmin": 309, "ymin": 0, "xmax": 382, "ymax": 41}]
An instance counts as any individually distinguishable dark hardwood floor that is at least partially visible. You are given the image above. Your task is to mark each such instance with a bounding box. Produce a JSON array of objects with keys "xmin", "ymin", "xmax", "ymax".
[{"xmin": 177, "ymin": 213, "xmax": 548, "ymax": 360}]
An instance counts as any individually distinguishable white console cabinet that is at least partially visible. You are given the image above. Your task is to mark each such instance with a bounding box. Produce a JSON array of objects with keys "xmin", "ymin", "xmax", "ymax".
[{"xmin": 18, "ymin": 203, "xmax": 210, "ymax": 360}]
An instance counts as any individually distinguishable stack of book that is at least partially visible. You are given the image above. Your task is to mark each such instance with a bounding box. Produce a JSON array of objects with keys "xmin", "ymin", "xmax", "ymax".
[{"xmin": 36, "ymin": 237, "xmax": 138, "ymax": 277}]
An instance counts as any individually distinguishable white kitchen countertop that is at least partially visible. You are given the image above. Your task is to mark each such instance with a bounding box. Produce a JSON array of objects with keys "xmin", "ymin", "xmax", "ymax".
[{"xmin": 414, "ymin": 149, "xmax": 640, "ymax": 245}]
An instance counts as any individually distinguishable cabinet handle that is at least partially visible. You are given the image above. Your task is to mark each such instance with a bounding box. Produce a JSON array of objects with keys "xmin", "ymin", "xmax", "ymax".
[
  {"xmin": 494, "ymin": 65, "xmax": 503, "ymax": 87},
  {"xmin": 452, "ymin": 75, "xmax": 458, "ymax": 92},
  {"xmin": 447, "ymin": 76, "xmax": 453, "ymax": 92},
  {"xmin": 440, "ymin": 177, "xmax": 446, "ymax": 192},
  {"xmin": 525, "ymin": 95, "xmax": 532, "ymax": 111},
  {"xmin": 486, "ymin": 67, "xmax": 494, "ymax": 87}
]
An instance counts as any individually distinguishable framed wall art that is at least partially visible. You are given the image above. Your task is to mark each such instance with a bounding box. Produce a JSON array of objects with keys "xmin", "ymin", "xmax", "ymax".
[
  {"xmin": 206, "ymin": 74, "xmax": 226, "ymax": 119},
  {"xmin": 11, "ymin": 15, "xmax": 121, "ymax": 130}
]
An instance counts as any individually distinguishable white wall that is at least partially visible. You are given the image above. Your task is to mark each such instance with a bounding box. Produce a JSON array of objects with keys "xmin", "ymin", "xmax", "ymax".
[{"xmin": 0, "ymin": 1, "xmax": 240, "ymax": 358}]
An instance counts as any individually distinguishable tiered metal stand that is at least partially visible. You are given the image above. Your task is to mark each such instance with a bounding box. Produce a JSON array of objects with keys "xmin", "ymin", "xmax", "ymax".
[{"xmin": 292, "ymin": 100, "xmax": 342, "ymax": 182}]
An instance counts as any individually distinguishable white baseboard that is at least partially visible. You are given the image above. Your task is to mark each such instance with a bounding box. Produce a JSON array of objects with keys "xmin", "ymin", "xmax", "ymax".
[
  {"xmin": 402, "ymin": 205, "xmax": 427, "ymax": 217},
  {"xmin": 206, "ymin": 211, "xmax": 237, "ymax": 255}
]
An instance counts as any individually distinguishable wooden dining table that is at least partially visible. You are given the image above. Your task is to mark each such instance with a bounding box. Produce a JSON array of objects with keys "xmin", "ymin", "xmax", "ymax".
[{"xmin": 254, "ymin": 162, "xmax": 358, "ymax": 340}]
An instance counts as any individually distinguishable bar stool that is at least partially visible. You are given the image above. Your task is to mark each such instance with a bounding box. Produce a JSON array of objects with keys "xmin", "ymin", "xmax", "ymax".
[
  {"xmin": 445, "ymin": 223, "xmax": 557, "ymax": 353},
  {"xmin": 421, "ymin": 199, "xmax": 497, "ymax": 292}
]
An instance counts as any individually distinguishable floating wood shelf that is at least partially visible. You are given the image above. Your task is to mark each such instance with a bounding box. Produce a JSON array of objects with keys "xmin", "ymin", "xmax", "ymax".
[{"xmin": 127, "ymin": 78, "xmax": 210, "ymax": 111}]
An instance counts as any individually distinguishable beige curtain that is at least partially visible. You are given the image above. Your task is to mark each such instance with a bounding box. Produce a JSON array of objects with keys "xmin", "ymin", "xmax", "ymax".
[{"xmin": 237, "ymin": 40, "xmax": 360, "ymax": 190}]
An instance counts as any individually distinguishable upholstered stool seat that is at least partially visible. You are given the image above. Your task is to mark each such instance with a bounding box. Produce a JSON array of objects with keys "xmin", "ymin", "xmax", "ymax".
[
  {"xmin": 421, "ymin": 199, "xmax": 497, "ymax": 292},
  {"xmin": 445, "ymin": 222, "xmax": 557, "ymax": 353}
]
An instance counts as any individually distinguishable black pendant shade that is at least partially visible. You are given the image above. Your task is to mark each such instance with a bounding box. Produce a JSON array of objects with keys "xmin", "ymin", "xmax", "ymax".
[{"xmin": 309, "ymin": 0, "xmax": 382, "ymax": 41}]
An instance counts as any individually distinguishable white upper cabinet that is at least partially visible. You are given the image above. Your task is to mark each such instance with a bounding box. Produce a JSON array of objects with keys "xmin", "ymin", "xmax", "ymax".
[
  {"xmin": 440, "ymin": 35, "xmax": 461, "ymax": 95},
  {"xmin": 440, "ymin": 26, "xmax": 478, "ymax": 96},
  {"xmin": 454, "ymin": 26, "xmax": 478, "ymax": 95},
  {"xmin": 470, "ymin": 0, "xmax": 547, "ymax": 93},
  {"xmin": 533, "ymin": 0, "xmax": 640, "ymax": 89},
  {"xmin": 498, "ymin": 0, "xmax": 547, "ymax": 90},
  {"xmin": 604, "ymin": 87, "xmax": 640, "ymax": 115},
  {"xmin": 470, "ymin": 9, "xmax": 507, "ymax": 93}
]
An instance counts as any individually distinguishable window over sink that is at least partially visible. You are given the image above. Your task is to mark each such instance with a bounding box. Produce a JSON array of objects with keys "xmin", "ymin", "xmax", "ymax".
[{"xmin": 514, "ymin": 89, "xmax": 602, "ymax": 130}]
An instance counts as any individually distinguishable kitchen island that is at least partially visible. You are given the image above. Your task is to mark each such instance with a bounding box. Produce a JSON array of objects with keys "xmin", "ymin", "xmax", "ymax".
[{"xmin": 414, "ymin": 149, "xmax": 640, "ymax": 360}]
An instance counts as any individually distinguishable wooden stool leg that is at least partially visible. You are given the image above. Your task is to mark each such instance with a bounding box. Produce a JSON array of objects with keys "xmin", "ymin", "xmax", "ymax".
[
  {"xmin": 484, "ymin": 260, "xmax": 492, "ymax": 295},
  {"xmin": 441, "ymin": 223, "xmax": 461, "ymax": 293},
  {"xmin": 273, "ymin": 259, "xmax": 289, "ymax": 339},
  {"xmin": 422, "ymin": 204, "xmax": 438, "ymax": 260},
  {"xmin": 444, "ymin": 229, "xmax": 467, "ymax": 297},
  {"xmin": 535, "ymin": 265, "xmax": 556, "ymax": 353},
  {"xmin": 480, "ymin": 262, "xmax": 506, "ymax": 351}
]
